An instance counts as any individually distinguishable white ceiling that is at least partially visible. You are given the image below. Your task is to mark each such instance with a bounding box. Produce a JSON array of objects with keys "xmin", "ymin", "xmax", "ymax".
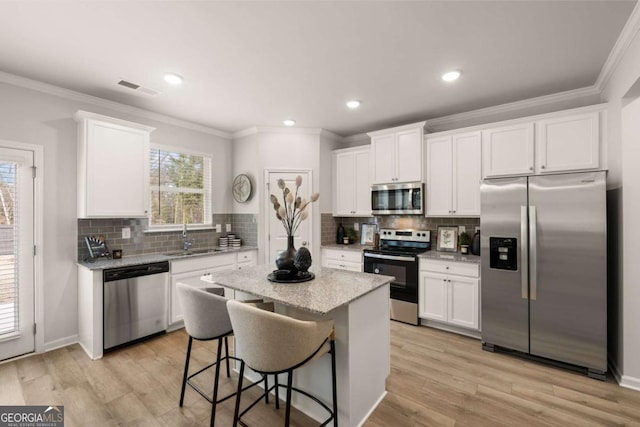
[{"xmin": 0, "ymin": 1, "xmax": 635, "ymax": 136}]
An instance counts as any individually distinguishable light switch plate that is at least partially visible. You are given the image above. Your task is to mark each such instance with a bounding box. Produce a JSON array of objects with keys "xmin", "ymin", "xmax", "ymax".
[
  {"xmin": 122, "ymin": 227, "xmax": 131, "ymax": 239},
  {"xmin": 215, "ymin": 224, "xmax": 221, "ymax": 233},
  {"xmin": 226, "ymin": 224, "xmax": 231, "ymax": 232}
]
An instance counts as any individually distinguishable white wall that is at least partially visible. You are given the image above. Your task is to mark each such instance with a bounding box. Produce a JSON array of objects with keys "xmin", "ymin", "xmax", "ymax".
[
  {"xmin": 0, "ymin": 82, "xmax": 232, "ymax": 347},
  {"xmin": 601, "ymin": 17, "xmax": 640, "ymax": 388},
  {"xmin": 232, "ymin": 128, "xmax": 336, "ymax": 264}
]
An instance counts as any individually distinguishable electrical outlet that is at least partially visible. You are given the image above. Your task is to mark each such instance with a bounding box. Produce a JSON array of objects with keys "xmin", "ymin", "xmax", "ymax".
[
  {"xmin": 122, "ymin": 227, "xmax": 131, "ymax": 239},
  {"xmin": 226, "ymin": 224, "xmax": 231, "ymax": 232},
  {"xmin": 215, "ymin": 224, "xmax": 221, "ymax": 233},
  {"xmin": 353, "ymin": 222, "xmax": 359, "ymax": 231},
  {"xmin": 459, "ymin": 225, "xmax": 465, "ymax": 234}
]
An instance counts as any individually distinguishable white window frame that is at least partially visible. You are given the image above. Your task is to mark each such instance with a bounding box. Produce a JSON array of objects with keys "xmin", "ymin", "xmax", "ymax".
[{"xmin": 148, "ymin": 143, "xmax": 212, "ymax": 232}]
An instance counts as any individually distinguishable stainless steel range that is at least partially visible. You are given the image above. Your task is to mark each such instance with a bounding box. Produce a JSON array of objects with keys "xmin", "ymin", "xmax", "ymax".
[{"xmin": 363, "ymin": 229, "xmax": 431, "ymax": 325}]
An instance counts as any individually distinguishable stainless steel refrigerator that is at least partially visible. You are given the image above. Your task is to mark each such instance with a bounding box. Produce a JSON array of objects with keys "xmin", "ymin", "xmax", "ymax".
[{"xmin": 480, "ymin": 171, "xmax": 607, "ymax": 379}]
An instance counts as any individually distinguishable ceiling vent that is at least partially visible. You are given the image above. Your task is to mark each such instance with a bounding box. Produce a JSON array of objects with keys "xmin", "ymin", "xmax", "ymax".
[{"xmin": 117, "ymin": 79, "xmax": 161, "ymax": 96}]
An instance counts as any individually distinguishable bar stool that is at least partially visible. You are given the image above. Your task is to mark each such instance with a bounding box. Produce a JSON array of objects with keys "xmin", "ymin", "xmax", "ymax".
[
  {"xmin": 227, "ymin": 299, "xmax": 338, "ymax": 427},
  {"xmin": 177, "ymin": 283, "xmax": 270, "ymax": 427}
]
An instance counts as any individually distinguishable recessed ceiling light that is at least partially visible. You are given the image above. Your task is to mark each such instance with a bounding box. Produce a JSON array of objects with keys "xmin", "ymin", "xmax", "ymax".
[
  {"xmin": 283, "ymin": 119, "xmax": 296, "ymax": 126},
  {"xmin": 164, "ymin": 73, "xmax": 183, "ymax": 85},
  {"xmin": 346, "ymin": 100, "xmax": 361, "ymax": 109},
  {"xmin": 442, "ymin": 70, "xmax": 461, "ymax": 82}
]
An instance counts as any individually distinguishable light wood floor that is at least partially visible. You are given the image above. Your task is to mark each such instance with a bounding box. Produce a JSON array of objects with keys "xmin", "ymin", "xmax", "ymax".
[{"xmin": 1, "ymin": 322, "xmax": 640, "ymax": 426}]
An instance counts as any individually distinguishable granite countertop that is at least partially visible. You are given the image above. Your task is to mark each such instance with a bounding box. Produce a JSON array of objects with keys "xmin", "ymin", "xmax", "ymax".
[
  {"xmin": 419, "ymin": 251, "xmax": 481, "ymax": 264},
  {"xmin": 202, "ymin": 264, "xmax": 394, "ymax": 315},
  {"xmin": 77, "ymin": 246, "xmax": 258, "ymax": 270},
  {"xmin": 321, "ymin": 243, "xmax": 374, "ymax": 252}
]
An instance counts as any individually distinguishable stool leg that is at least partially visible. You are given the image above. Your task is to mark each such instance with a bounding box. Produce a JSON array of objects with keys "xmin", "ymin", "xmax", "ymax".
[
  {"xmin": 232, "ymin": 361, "xmax": 245, "ymax": 427},
  {"xmin": 179, "ymin": 336, "xmax": 193, "ymax": 407},
  {"xmin": 275, "ymin": 374, "xmax": 280, "ymax": 410},
  {"xmin": 224, "ymin": 336, "xmax": 231, "ymax": 378},
  {"xmin": 210, "ymin": 337, "xmax": 223, "ymax": 427},
  {"xmin": 264, "ymin": 374, "xmax": 270, "ymax": 404},
  {"xmin": 285, "ymin": 370, "xmax": 293, "ymax": 427},
  {"xmin": 331, "ymin": 340, "xmax": 338, "ymax": 427}
]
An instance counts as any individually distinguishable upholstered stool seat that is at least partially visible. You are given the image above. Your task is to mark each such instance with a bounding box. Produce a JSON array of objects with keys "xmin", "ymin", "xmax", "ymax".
[
  {"xmin": 227, "ymin": 299, "xmax": 338, "ymax": 427},
  {"xmin": 177, "ymin": 283, "xmax": 272, "ymax": 427}
]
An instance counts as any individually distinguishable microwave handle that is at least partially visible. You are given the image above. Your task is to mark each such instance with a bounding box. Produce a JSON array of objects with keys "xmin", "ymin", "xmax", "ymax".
[{"xmin": 409, "ymin": 188, "xmax": 413, "ymax": 210}]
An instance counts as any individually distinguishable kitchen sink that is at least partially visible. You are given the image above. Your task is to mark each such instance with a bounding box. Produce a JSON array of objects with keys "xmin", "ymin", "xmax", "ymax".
[{"xmin": 164, "ymin": 248, "xmax": 223, "ymax": 256}]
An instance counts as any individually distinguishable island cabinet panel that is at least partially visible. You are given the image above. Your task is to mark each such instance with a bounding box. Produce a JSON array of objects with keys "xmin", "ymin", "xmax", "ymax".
[
  {"xmin": 75, "ymin": 110, "xmax": 154, "ymax": 218},
  {"xmin": 419, "ymin": 258, "xmax": 480, "ymax": 331},
  {"xmin": 333, "ymin": 146, "xmax": 371, "ymax": 217},
  {"xmin": 369, "ymin": 121, "xmax": 426, "ymax": 184}
]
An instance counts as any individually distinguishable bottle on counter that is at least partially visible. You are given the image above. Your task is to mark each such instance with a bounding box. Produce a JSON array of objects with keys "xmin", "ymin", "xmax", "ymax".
[{"xmin": 336, "ymin": 223, "xmax": 345, "ymax": 244}]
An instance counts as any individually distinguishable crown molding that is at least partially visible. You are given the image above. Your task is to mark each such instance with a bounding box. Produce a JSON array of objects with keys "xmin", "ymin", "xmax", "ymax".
[
  {"xmin": 232, "ymin": 125, "xmax": 343, "ymax": 141},
  {"xmin": 0, "ymin": 70, "xmax": 232, "ymax": 139},
  {"xmin": 367, "ymin": 120, "xmax": 427, "ymax": 137},
  {"xmin": 424, "ymin": 85, "xmax": 600, "ymax": 132},
  {"xmin": 595, "ymin": 1, "xmax": 640, "ymax": 92},
  {"xmin": 342, "ymin": 132, "xmax": 369, "ymax": 144}
]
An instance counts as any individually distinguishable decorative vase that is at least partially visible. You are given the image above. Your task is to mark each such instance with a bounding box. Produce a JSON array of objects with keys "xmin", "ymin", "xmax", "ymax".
[
  {"xmin": 275, "ymin": 236, "xmax": 298, "ymax": 273},
  {"xmin": 294, "ymin": 247, "xmax": 312, "ymax": 273}
]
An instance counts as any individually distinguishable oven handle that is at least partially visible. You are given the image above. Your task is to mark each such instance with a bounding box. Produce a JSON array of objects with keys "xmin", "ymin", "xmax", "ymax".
[{"xmin": 364, "ymin": 252, "xmax": 416, "ymax": 262}]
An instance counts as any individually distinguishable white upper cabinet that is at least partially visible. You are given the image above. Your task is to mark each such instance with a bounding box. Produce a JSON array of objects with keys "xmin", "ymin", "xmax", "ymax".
[
  {"xmin": 536, "ymin": 111, "xmax": 600, "ymax": 173},
  {"xmin": 482, "ymin": 106, "xmax": 604, "ymax": 178},
  {"xmin": 75, "ymin": 111, "xmax": 154, "ymax": 218},
  {"xmin": 426, "ymin": 131, "xmax": 481, "ymax": 217},
  {"xmin": 482, "ymin": 123, "xmax": 535, "ymax": 178},
  {"xmin": 333, "ymin": 146, "xmax": 371, "ymax": 216},
  {"xmin": 369, "ymin": 121, "xmax": 425, "ymax": 184}
]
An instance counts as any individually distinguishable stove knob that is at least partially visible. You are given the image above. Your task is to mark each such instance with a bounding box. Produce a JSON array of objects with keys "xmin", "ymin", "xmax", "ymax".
[{"xmin": 374, "ymin": 268, "xmax": 380, "ymax": 274}]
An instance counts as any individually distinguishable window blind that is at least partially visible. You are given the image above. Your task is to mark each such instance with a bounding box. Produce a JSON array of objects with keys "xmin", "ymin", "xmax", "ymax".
[{"xmin": 0, "ymin": 161, "xmax": 18, "ymax": 335}]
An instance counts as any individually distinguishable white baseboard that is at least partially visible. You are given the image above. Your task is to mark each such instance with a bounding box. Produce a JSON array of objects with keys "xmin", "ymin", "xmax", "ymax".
[
  {"xmin": 620, "ymin": 374, "xmax": 640, "ymax": 392},
  {"xmin": 420, "ymin": 319, "xmax": 482, "ymax": 340},
  {"xmin": 356, "ymin": 391, "xmax": 387, "ymax": 427},
  {"xmin": 608, "ymin": 356, "xmax": 622, "ymax": 384},
  {"xmin": 43, "ymin": 335, "xmax": 78, "ymax": 353}
]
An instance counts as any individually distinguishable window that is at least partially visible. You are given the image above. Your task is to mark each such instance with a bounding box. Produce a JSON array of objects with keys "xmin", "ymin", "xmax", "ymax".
[{"xmin": 149, "ymin": 146, "xmax": 212, "ymax": 227}]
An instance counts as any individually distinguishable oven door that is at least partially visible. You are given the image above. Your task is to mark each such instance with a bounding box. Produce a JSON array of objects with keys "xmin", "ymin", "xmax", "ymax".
[{"xmin": 363, "ymin": 252, "xmax": 418, "ymax": 303}]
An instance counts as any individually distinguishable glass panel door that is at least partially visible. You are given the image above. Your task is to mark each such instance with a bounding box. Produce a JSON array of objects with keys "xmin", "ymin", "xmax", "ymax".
[{"xmin": 0, "ymin": 147, "xmax": 34, "ymax": 361}]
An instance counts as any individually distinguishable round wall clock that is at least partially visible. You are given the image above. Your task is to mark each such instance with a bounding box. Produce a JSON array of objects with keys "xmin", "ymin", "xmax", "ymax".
[{"xmin": 232, "ymin": 174, "xmax": 252, "ymax": 203}]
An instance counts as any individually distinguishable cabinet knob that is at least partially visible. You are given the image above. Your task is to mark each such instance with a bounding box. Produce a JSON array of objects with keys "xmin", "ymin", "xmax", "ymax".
[
  {"xmin": 529, "ymin": 166, "xmax": 534, "ymax": 171},
  {"xmin": 302, "ymin": 241, "xmax": 308, "ymax": 246},
  {"xmin": 541, "ymin": 165, "xmax": 546, "ymax": 169},
  {"xmin": 446, "ymin": 266, "xmax": 449, "ymax": 269}
]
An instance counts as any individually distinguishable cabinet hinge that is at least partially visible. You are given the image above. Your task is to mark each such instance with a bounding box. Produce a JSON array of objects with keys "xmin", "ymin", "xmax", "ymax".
[
  {"xmin": 33, "ymin": 323, "xmax": 36, "ymax": 334},
  {"xmin": 268, "ymin": 234, "xmax": 271, "ymax": 241},
  {"xmin": 34, "ymin": 245, "xmax": 37, "ymax": 256},
  {"xmin": 31, "ymin": 166, "xmax": 36, "ymax": 179}
]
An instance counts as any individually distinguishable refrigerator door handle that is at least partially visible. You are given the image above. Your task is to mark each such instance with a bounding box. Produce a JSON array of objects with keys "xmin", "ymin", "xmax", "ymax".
[
  {"xmin": 521, "ymin": 206, "xmax": 529, "ymax": 299},
  {"xmin": 529, "ymin": 205, "xmax": 537, "ymax": 301}
]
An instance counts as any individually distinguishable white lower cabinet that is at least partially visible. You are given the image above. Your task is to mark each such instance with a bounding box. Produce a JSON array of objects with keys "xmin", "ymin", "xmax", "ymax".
[
  {"xmin": 169, "ymin": 250, "xmax": 257, "ymax": 325},
  {"xmin": 321, "ymin": 247, "xmax": 363, "ymax": 272},
  {"xmin": 419, "ymin": 259, "xmax": 480, "ymax": 331}
]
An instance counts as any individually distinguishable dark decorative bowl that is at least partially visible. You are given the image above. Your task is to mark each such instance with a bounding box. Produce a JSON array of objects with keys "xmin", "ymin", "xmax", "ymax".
[{"xmin": 273, "ymin": 269, "xmax": 292, "ymax": 279}]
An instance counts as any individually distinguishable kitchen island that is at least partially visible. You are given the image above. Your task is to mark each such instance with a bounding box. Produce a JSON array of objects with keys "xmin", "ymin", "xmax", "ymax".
[{"xmin": 201, "ymin": 265, "xmax": 394, "ymax": 427}]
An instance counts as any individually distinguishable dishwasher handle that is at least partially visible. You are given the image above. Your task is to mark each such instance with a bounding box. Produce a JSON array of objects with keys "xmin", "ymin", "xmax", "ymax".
[{"xmin": 104, "ymin": 261, "xmax": 170, "ymax": 282}]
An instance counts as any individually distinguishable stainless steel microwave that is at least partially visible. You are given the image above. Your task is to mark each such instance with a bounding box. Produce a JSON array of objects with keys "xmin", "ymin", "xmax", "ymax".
[{"xmin": 371, "ymin": 182, "xmax": 424, "ymax": 215}]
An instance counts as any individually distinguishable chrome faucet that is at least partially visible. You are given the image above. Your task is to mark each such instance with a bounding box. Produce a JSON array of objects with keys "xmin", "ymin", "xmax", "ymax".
[{"xmin": 182, "ymin": 224, "xmax": 192, "ymax": 251}]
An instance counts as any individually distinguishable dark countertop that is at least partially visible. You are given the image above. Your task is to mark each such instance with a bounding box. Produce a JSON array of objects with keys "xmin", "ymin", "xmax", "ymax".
[{"xmin": 77, "ymin": 246, "xmax": 258, "ymax": 270}]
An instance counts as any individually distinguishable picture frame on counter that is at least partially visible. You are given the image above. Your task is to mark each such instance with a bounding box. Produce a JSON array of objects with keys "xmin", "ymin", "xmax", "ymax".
[
  {"xmin": 360, "ymin": 223, "xmax": 376, "ymax": 245},
  {"xmin": 437, "ymin": 226, "xmax": 458, "ymax": 252}
]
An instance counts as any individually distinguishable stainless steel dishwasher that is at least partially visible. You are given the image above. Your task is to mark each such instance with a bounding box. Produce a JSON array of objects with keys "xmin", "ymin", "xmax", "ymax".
[{"xmin": 103, "ymin": 261, "xmax": 170, "ymax": 350}]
